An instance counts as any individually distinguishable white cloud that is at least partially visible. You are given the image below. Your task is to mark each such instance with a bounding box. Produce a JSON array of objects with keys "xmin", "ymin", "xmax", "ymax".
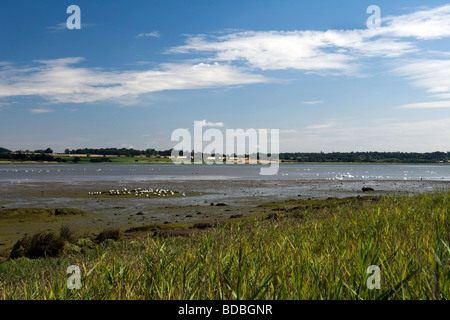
[
  {"xmin": 432, "ymin": 93, "xmax": 450, "ymax": 99},
  {"xmin": 0, "ymin": 58, "xmax": 268, "ymax": 104},
  {"xmin": 201, "ymin": 119, "xmax": 224, "ymax": 127},
  {"xmin": 306, "ymin": 121, "xmax": 338, "ymax": 129},
  {"xmin": 394, "ymin": 59, "xmax": 450, "ymax": 96},
  {"xmin": 280, "ymin": 129, "xmax": 299, "ymax": 134},
  {"xmin": 46, "ymin": 22, "xmax": 96, "ymax": 32},
  {"xmin": 382, "ymin": 4, "xmax": 450, "ymax": 40},
  {"xmin": 169, "ymin": 29, "xmax": 415, "ymax": 74},
  {"xmin": 171, "ymin": 31, "xmax": 357, "ymax": 74},
  {"xmin": 3, "ymin": 5, "xmax": 450, "ymax": 106},
  {"xmin": 398, "ymin": 101, "xmax": 450, "ymax": 109},
  {"xmin": 29, "ymin": 108, "xmax": 54, "ymax": 114},
  {"xmin": 168, "ymin": 5, "xmax": 450, "ymax": 76},
  {"xmin": 136, "ymin": 31, "xmax": 160, "ymax": 39},
  {"xmin": 302, "ymin": 100, "xmax": 323, "ymax": 105}
]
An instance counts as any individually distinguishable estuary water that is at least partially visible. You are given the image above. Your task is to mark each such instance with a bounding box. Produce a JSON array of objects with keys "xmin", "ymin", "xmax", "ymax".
[
  {"xmin": 0, "ymin": 163, "xmax": 449, "ymax": 225},
  {"xmin": 1, "ymin": 163, "xmax": 450, "ymax": 183}
]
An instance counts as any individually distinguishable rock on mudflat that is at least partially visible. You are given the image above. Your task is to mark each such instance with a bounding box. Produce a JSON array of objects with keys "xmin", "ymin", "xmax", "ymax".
[{"xmin": 210, "ymin": 202, "xmax": 228, "ymax": 206}]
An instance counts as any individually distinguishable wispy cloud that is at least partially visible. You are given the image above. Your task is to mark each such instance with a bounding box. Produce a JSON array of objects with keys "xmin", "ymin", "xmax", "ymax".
[
  {"xmin": 3, "ymin": 5, "xmax": 450, "ymax": 106},
  {"xmin": 280, "ymin": 129, "xmax": 299, "ymax": 134},
  {"xmin": 46, "ymin": 22, "xmax": 96, "ymax": 33},
  {"xmin": 45, "ymin": 23, "xmax": 67, "ymax": 32},
  {"xmin": 382, "ymin": 4, "xmax": 450, "ymax": 40},
  {"xmin": 394, "ymin": 59, "xmax": 450, "ymax": 97},
  {"xmin": 136, "ymin": 31, "xmax": 160, "ymax": 39},
  {"xmin": 302, "ymin": 100, "xmax": 323, "ymax": 105},
  {"xmin": 306, "ymin": 121, "xmax": 338, "ymax": 129},
  {"xmin": 169, "ymin": 5, "xmax": 450, "ymax": 75},
  {"xmin": 29, "ymin": 108, "xmax": 54, "ymax": 114},
  {"xmin": 398, "ymin": 101, "xmax": 450, "ymax": 109},
  {"xmin": 168, "ymin": 27, "xmax": 416, "ymax": 74},
  {"xmin": 0, "ymin": 58, "xmax": 268, "ymax": 104},
  {"xmin": 200, "ymin": 119, "xmax": 224, "ymax": 127}
]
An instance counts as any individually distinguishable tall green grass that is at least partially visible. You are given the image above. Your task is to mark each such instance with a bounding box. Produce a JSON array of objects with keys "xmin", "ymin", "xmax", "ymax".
[{"xmin": 0, "ymin": 192, "xmax": 449, "ymax": 300}]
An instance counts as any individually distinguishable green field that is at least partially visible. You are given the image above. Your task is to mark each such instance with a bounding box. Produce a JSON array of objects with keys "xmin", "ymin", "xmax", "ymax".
[{"xmin": 0, "ymin": 192, "xmax": 449, "ymax": 300}]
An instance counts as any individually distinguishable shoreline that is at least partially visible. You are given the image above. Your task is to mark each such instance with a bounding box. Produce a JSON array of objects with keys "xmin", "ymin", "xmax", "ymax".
[
  {"xmin": 2, "ymin": 160, "xmax": 450, "ymax": 165},
  {"xmin": 1, "ymin": 178, "xmax": 449, "ymax": 260}
]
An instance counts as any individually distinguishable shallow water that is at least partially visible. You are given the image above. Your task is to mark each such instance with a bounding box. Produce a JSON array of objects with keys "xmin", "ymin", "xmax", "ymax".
[
  {"xmin": 1, "ymin": 163, "xmax": 450, "ymax": 183},
  {"xmin": 0, "ymin": 163, "xmax": 449, "ymax": 232}
]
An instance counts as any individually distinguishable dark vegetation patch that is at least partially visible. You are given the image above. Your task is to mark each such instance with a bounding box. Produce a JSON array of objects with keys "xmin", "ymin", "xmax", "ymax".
[
  {"xmin": 95, "ymin": 229, "xmax": 122, "ymax": 243},
  {"xmin": 190, "ymin": 223, "xmax": 213, "ymax": 230},
  {"xmin": 124, "ymin": 222, "xmax": 214, "ymax": 239},
  {"xmin": 9, "ymin": 227, "xmax": 71, "ymax": 259},
  {"xmin": 8, "ymin": 224, "xmax": 122, "ymax": 259},
  {"xmin": 54, "ymin": 208, "xmax": 87, "ymax": 216},
  {"xmin": 0, "ymin": 208, "xmax": 87, "ymax": 219},
  {"xmin": 261, "ymin": 196, "xmax": 379, "ymax": 220}
]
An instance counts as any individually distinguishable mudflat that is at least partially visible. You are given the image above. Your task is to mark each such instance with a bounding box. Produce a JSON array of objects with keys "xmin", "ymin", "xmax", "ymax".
[{"xmin": 0, "ymin": 178, "xmax": 448, "ymax": 260}]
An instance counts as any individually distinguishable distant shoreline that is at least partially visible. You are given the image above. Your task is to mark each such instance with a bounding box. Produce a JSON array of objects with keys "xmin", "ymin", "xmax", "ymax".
[{"xmin": 1, "ymin": 160, "xmax": 450, "ymax": 165}]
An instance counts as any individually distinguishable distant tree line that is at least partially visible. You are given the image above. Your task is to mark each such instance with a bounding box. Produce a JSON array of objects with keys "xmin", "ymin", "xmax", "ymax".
[
  {"xmin": 278, "ymin": 151, "xmax": 450, "ymax": 163},
  {"xmin": 64, "ymin": 148, "xmax": 172, "ymax": 157},
  {"xmin": 1, "ymin": 147, "xmax": 450, "ymax": 163},
  {"xmin": 0, "ymin": 147, "xmax": 65, "ymax": 162}
]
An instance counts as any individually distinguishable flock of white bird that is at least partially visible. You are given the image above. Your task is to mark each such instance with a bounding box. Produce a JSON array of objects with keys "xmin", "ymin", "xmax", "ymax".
[{"xmin": 88, "ymin": 187, "xmax": 185, "ymax": 197}]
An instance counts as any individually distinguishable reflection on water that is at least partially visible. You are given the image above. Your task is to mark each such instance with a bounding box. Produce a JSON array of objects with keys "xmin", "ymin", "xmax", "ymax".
[{"xmin": 1, "ymin": 163, "xmax": 450, "ymax": 183}]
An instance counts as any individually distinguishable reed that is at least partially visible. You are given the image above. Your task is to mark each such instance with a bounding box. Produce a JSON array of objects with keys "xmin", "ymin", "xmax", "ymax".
[{"xmin": 0, "ymin": 191, "xmax": 449, "ymax": 300}]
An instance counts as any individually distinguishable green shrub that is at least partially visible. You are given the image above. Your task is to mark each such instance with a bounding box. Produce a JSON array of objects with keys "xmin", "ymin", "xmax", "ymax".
[
  {"xmin": 10, "ymin": 231, "xmax": 65, "ymax": 259},
  {"xmin": 9, "ymin": 226, "xmax": 78, "ymax": 259}
]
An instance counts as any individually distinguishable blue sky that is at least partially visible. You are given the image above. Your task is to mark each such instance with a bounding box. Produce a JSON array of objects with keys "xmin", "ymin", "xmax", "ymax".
[{"xmin": 1, "ymin": 0, "xmax": 450, "ymax": 153}]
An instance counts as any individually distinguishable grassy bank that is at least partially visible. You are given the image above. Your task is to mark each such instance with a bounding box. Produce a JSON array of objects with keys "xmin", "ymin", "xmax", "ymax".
[{"xmin": 0, "ymin": 192, "xmax": 449, "ymax": 300}]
